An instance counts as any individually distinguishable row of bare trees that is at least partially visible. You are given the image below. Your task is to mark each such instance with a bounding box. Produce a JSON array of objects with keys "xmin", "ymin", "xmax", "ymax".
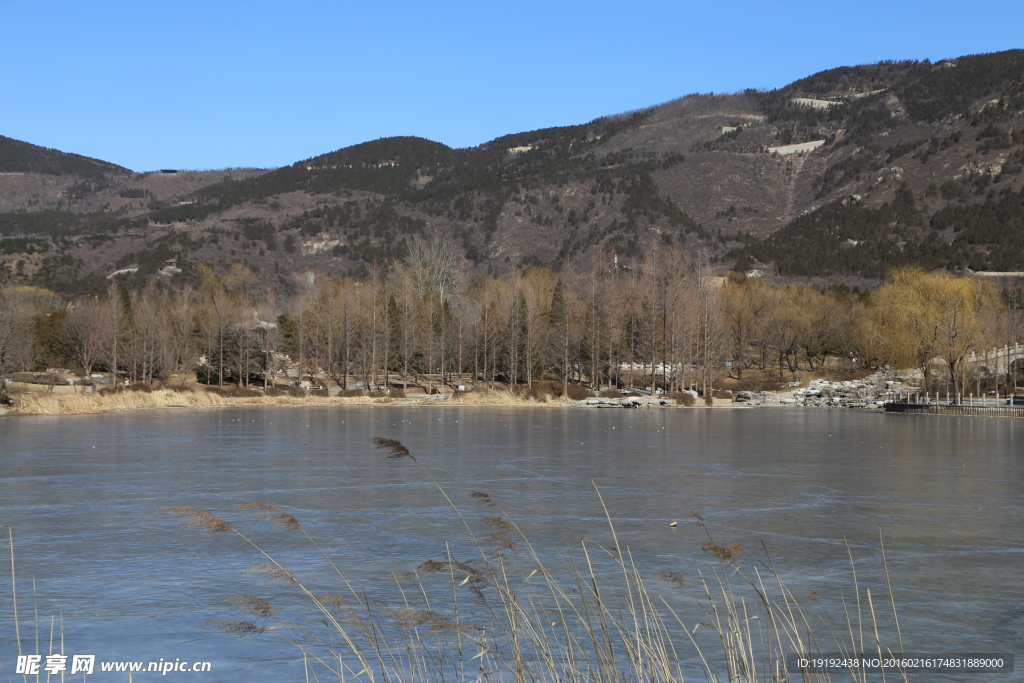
[
  {"xmin": 2, "ymin": 255, "xmax": 1023, "ymax": 398},
  {"xmin": 0, "ymin": 246, "xmax": 731, "ymax": 394},
  {"xmin": 60, "ymin": 283, "xmax": 198, "ymax": 386},
  {"xmin": 284, "ymin": 245, "xmax": 726, "ymax": 394},
  {"xmin": 0, "ymin": 284, "xmax": 50, "ymax": 399}
]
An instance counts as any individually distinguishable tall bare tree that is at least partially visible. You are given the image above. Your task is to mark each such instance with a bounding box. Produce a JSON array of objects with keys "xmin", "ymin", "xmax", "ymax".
[
  {"xmin": 407, "ymin": 239, "xmax": 461, "ymax": 389},
  {"xmin": 64, "ymin": 297, "xmax": 107, "ymax": 377},
  {"xmin": 0, "ymin": 283, "xmax": 37, "ymax": 400},
  {"xmin": 104, "ymin": 282, "xmax": 126, "ymax": 386}
]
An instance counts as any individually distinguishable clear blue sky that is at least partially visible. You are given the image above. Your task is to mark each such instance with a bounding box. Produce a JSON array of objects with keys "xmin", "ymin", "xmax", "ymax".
[{"xmin": 2, "ymin": 1, "xmax": 1022, "ymax": 172}]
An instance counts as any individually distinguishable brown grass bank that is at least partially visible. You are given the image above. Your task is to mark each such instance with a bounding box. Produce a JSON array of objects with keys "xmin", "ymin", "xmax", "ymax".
[
  {"xmin": 444, "ymin": 386, "xmax": 568, "ymax": 406},
  {"xmin": 11, "ymin": 388, "xmax": 235, "ymax": 415},
  {"xmin": 7, "ymin": 386, "xmax": 568, "ymax": 415}
]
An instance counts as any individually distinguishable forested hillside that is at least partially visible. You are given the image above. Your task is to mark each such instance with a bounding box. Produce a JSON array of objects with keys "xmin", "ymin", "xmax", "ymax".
[
  {"xmin": 0, "ymin": 135, "xmax": 130, "ymax": 178},
  {"xmin": 2, "ymin": 50, "xmax": 1024, "ymax": 295}
]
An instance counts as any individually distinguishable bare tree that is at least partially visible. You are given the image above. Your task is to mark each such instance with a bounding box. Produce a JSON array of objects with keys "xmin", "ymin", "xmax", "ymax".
[
  {"xmin": 390, "ymin": 269, "xmax": 420, "ymax": 391},
  {"xmin": 407, "ymin": 239, "xmax": 461, "ymax": 389},
  {"xmin": 693, "ymin": 250, "xmax": 727, "ymax": 399},
  {"xmin": 302, "ymin": 276, "xmax": 336, "ymax": 390},
  {"xmin": 464, "ymin": 275, "xmax": 506, "ymax": 388},
  {"xmin": 105, "ymin": 282, "xmax": 126, "ymax": 387},
  {"xmin": 64, "ymin": 297, "xmax": 107, "ymax": 378},
  {"xmin": 167, "ymin": 287, "xmax": 198, "ymax": 387},
  {"xmin": 197, "ymin": 266, "xmax": 230, "ymax": 387},
  {"xmin": 548, "ymin": 274, "xmax": 583, "ymax": 396},
  {"xmin": 504, "ymin": 283, "xmax": 526, "ymax": 386},
  {"xmin": 520, "ymin": 267, "xmax": 557, "ymax": 390},
  {"xmin": 0, "ymin": 283, "xmax": 37, "ymax": 400},
  {"xmin": 125, "ymin": 288, "xmax": 163, "ymax": 383}
]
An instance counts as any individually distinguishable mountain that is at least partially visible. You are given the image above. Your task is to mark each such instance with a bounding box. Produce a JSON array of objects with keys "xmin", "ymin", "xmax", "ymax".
[
  {"xmin": 0, "ymin": 135, "xmax": 131, "ymax": 178},
  {"xmin": 2, "ymin": 49, "xmax": 1024, "ymax": 295}
]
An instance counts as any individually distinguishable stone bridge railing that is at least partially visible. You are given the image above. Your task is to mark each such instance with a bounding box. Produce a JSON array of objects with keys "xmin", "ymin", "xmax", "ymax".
[{"xmin": 964, "ymin": 343, "xmax": 1024, "ymax": 376}]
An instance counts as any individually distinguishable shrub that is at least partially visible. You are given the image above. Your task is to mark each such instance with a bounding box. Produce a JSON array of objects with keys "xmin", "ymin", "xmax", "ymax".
[
  {"xmin": 337, "ymin": 389, "xmax": 364, "ymax": 398},
  {"xmin": 127, "ymin": 382, "xmax": 152, "ymax": 393},
  {"xmin": 565, "ymin": 384, "xmax": 595, "ymax": 400},
  {"xmin": 667, "ymin": 391, "xmax": 696, "ymax": 406},
  {"xmin": 730, "ymin": 375, "xmax": 783, "ymax": 392},
  {"xmin": 513, "ymin": 385, "xmax": 547, "ymax": 401},
  {"xmin": 204, "ymin": 385, "xmax": 250, "ymax": 398},
  {"xmin": 530, "ymin": 380, "xmax": 556, "ymax": 399}
]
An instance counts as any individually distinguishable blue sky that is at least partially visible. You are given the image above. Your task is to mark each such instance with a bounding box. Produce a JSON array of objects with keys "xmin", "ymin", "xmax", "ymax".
[{"xmin": 2, "ymin": 1, "xmax": 1022, "ymax": 172}]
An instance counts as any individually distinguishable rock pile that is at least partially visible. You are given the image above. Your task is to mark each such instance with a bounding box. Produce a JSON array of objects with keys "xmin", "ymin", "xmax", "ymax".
[
  {"xmin": 788, "ymin": 379, "xmax": 878, "ymax": 408},
  {"xmin": 567, "ymin": 396, "xmax": 675, "ymax": 408},
  {"xmin": 734, "ymin": 374, "xmax": 902, "ymax": 409}
]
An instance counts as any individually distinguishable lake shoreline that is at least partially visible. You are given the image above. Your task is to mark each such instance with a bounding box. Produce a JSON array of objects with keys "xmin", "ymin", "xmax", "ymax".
[
  {"xmin": 1, "ymin": 387, "xmax": 761, "ymax": 416},
  {"xmin": 3, "ymin": 388, "xmax": 562, "ymax": 416}
]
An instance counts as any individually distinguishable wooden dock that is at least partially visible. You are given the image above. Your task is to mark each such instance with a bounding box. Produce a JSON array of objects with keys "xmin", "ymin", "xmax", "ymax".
[{"xmin": 885, "ymin": 402, "xmax": 1024, "ymax": 418}]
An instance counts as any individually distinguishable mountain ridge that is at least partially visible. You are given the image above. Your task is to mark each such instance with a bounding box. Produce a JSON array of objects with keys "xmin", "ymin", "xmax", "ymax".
[
  {"xmin": 0, "ymin": 134, "xmax": 131, "ymax": 177},
  {"xmin": 2, "ymin": 49, "xmax": 1024, "ymax": 295}
]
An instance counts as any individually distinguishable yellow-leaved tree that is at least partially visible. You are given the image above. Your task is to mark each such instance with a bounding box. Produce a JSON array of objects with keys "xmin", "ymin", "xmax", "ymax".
[{"xmin": 871, "ymin": 268, "xmax": 1004, "ymax": 401}]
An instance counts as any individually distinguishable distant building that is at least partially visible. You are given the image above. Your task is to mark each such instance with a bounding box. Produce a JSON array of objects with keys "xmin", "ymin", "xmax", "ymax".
[{"xmin": 159, "ymin": 258, "xmax": 182, "ymax": 276}]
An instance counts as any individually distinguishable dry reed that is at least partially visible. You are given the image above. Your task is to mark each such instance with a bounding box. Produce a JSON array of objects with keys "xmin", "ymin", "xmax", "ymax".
[
  {"xmin": 444, "ymin": 386, "xmax": 568, "ymax": 406},
  {"xmin": 240, "ymin": 394, "xmax": 396, "ymax": 407},
  {"xmin": 161, "ymin": 439, "xmax": 909, "ymax": 683},
  {"xmin": 7, "ymin": 386, "xmax": 575, "ymax": 415},
  {"xmin": 11, "ymin": 388, "xmax": 233, "ymax": 415},
  {"xmin": 2, "ymin": 440, "xmax": 911, "ymax": 683}
]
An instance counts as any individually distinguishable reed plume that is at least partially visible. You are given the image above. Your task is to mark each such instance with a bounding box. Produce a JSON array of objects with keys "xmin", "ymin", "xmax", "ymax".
[{"xmin": 160, "ymin": 439, "xmax": 911, "ymax": 683}]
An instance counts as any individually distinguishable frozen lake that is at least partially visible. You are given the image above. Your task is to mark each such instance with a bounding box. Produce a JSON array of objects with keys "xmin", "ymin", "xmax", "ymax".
[{"xmin": 1, "ymin": 407, "xmax": 1021, "ymax": 680}]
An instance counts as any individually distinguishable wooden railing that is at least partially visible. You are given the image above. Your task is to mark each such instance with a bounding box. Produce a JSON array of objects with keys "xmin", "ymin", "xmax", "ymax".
[{"xmin": 885, "ymin": 402, "xmax": 1024, "ymax": 417}]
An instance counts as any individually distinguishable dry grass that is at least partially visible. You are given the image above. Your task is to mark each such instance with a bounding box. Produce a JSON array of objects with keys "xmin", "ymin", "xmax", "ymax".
[
  {"xmin": 10, "ymin": 387, "xmax": 564, "ymax": 415},
  {"xmin": 242, "ymin": 394, "xmax": 396, "ymax": 407},
  {"xmin": 720, "ymin": 372, "xmax": 784, "ymax": 393},
  {"xmin": 11, "ymin": 388, "xmax": 234, "ymax": 415},
  {"xmin": 3, "ymin": 374, "xmax": 578, "ymax": 415},
  {"xmin": 6, "ymin": 381, "xmax": 85, "ymax": 396},
  {"xmin": 8, "ymin": 388, "xmax": 406, "ymax": 415},
  {"xmin": 444, "ymin": 386, "xmax": 568, "ymax": 406},
  {"xmin": 6, "ymin": 383, "xmax": 714, "ymax": 415},
  {"xmin": 161, "ymin": 439, "xmax": 909, "ymax": 683}
]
